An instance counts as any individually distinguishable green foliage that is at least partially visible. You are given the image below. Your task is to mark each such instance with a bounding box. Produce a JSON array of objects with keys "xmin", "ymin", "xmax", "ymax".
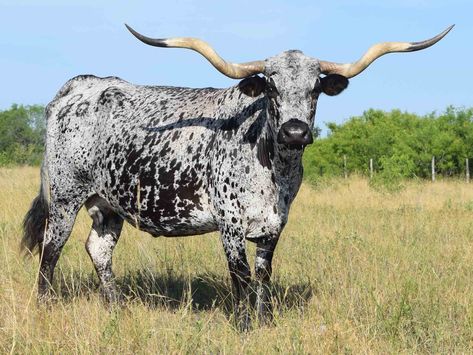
[
  {"xmin": 2, "ymin": 103, "xmax": 473, "ymax": 184},
  {"xmin": 0, "ymin": 104, "xmax": 45, "ymax": 166},
  {"xmin": 304, "ymin": 107, "xmax": 473, "ymax": 186}
]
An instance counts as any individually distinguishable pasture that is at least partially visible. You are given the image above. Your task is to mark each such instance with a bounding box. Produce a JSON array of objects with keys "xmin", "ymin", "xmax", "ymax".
[{"xmin": 1, "ymin": 167, "xmax": 473, "ymax": 353}]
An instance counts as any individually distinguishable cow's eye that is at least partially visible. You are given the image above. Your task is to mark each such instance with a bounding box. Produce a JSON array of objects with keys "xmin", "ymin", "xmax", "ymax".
[
  {"xmin": 266, "ymin": 78, "xmax": 279, "ymax": 99},
  {"xmin": 267, "ymin": 86, "xmax": 279, "ymax": 99}
]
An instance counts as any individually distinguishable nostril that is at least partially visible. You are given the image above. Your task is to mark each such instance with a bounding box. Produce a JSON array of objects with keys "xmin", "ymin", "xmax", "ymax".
[
  {"xmin": 282, "ymin": 124, "xmax": 293, "ymax": 134},
  {"xmin": 282, "ymin": 129, "xmax": 293, "ymax": 139},
  {"xmin": 284, "ymin": 126, "xmax": 304, "ymax": 138},
  {"xmin": 278, "ymin": 119, "xmax": 312, "ymax": 145}
]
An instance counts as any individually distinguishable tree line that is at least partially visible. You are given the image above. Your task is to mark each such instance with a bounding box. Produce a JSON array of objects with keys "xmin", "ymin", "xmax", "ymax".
[
  {"xmin": 2, "ymin": 104, "xmax": 473, "ymax": 184},
  {"xmin": 303, "ymin": 106, "xmax": 473, "ymax": 184},
  {"xmin": 0, "ymin": 104, "xmax": 45, "ymax": 166}
]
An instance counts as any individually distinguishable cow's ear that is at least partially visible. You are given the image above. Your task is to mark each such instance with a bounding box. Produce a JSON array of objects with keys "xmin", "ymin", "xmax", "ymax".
[
  {"xmin": 238, "ymin": 75, "xmax": 266, "ymax": 97},
  {"xmin": 321, "ymin": 74, "xmax": 349, "ymax": 96}
]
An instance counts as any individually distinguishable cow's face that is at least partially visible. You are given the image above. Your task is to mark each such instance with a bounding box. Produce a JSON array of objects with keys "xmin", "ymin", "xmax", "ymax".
[
  {"xmin": 239, "ymin": 50, "xmax": 348, "ymax": 148},
  {"xmin": 127, "ymin": 25, "xmax": 451, "ymax": 149}
]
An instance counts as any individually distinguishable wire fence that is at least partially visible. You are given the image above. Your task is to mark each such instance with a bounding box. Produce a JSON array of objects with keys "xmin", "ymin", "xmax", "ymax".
[{"xmin": 340, "ymin": 155, "xmax": 472, "ymax": 182}]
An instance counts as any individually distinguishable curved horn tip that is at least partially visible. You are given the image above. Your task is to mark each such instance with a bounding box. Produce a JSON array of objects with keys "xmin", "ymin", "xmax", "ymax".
[
  {"xmin": 124, "ymin": 24, "xmax": 169, "ymax": 48},
  {"xmin": 439, "ymin": 24, "xmax": 455, "ymax": 37},
  {"xmin": 434, "ymin": 24, "xmax": 455, "ymax": 41},
  {"xmin": 446, "ymin": 24, "xmax": 455, "ymax": 31},
  {"xmin": 124, "ymin": 23, "xmax": 142, "ymax": 38},
  {"xmin": 407, "ymin": 24, "xmax": 455, "ymax": 52},
  {"xmin": 124, "ymin": 23, "xmax": 139, "ymax": 38},
  {"xmin": 124, "ymin": 23, "xmax": 134, "ymax": 32}
]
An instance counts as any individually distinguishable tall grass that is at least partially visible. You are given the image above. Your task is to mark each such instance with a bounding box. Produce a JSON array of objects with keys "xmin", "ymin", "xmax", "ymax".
[{"xmin": 1, "ymin": 167, "xmax": 473, "ymax": 353}]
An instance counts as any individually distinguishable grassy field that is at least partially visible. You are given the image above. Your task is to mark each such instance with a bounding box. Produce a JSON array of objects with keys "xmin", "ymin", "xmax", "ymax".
[{"xmin": 1, "ymin": 167, "xmax": 473, "ymax": 353}]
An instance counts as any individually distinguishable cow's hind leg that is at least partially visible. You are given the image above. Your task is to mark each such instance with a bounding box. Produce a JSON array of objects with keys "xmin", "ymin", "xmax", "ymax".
[
  {"xmin": 85, "ymin": 195, "xmax": 124, "ymax": 303},
  {"xmin": 38, "ymin": 194, "xmax": 85, "ymax": 302}
]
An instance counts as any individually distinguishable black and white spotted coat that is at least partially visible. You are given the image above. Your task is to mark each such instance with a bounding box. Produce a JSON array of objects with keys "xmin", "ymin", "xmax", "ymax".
[{"xmin": 24, "ymin": 49, "xmax": 348, "ymax": 328}]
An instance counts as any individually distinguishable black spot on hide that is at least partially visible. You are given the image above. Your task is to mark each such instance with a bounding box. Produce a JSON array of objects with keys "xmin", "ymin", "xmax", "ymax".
[{"xmin": 256, "ymin": 133, "xmax": 274, "ymax": 169}]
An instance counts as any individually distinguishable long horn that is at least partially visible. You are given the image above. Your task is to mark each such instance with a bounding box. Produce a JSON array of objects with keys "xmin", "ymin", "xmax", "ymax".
[
  {"xmin": 125, "ymin": 24, "xmax": 265, "ymax": 79},
  {"xmin": 319, "ymin": 25, "xmax": 454, "ymax": 78}
]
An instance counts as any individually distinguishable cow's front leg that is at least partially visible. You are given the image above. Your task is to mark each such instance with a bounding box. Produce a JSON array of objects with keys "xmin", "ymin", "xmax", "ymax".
[
  {"xmin": 220, "ymin": 227, "xmax": 251, "ymax": 331},
  {"xmin": 255, "ymin": 237, "xmax": 278, "ymax": 324}
]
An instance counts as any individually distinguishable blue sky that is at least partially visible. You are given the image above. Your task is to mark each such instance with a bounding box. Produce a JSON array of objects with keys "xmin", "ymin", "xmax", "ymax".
[{"xmin": 0, "ymin": 0, "xmax": 471, "ymax": 134}]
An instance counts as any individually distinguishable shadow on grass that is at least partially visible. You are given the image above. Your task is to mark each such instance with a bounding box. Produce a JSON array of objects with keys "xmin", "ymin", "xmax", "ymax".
[{"xmin": 53, "ymin": 268, "xmax": 314, "ymax": 315}]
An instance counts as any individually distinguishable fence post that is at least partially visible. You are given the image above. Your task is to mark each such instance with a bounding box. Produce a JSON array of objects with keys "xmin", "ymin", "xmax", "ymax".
[
  {"xmin": 343, "ymin": 155, "xmax": 347, "ymax": 179},
  {"xmin": 370, "ymin": 158, "xmax": 373, "ymax": 179},
  {"xmin": 466, "ymin": 158, "xmax": 470, "ymax": 183},
  {"xmin": 431, "ymin": 156, "xmax": 436, "ymax": 182}
]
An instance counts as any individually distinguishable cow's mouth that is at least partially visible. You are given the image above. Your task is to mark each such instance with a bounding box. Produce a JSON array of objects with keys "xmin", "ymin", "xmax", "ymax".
[{"xmin": 286, "ymin": 144, "xmax": 305, "ymax": 151}]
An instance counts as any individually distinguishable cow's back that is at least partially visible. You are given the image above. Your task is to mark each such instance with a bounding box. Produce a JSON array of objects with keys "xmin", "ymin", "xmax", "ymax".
[{"xmin": 45, "ymin": 75, "xmax": 229, "ymax": 236}]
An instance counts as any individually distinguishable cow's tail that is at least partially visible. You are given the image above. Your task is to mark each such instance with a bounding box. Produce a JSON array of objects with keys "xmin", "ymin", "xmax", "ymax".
[{"xmin": 22, "ymin": 161, "xmax": 49, "ymax": 256}]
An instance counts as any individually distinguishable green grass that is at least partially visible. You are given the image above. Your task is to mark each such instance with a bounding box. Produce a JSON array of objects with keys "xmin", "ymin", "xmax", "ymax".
[{"xmin": 1, "ymin": 167, "xmax": 473, "ymax": 353}]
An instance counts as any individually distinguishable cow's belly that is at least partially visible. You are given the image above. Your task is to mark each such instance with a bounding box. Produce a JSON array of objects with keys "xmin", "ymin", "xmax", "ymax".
[
  {"xmin": 121, "ymin": 207, "xmax": 218, "ymax": 237},
  {"xmin": 108, "ymin": 190, "xmax": 218, "ymax": 237},
  {"xmin": 98, "ymin": 164, "xmax": 218, "ymax": 237}
]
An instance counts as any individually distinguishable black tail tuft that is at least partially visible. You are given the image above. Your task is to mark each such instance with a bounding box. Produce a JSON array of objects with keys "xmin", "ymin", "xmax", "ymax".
[{"xmin": 22, "ymin": 191, "xmax": 49, "ymax": 256}]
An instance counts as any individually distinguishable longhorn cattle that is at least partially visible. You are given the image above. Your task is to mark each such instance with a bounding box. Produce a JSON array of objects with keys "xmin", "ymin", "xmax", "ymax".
[{"xmin": 22, "ymin": 24, "xmax": 453, "ymax": 329}]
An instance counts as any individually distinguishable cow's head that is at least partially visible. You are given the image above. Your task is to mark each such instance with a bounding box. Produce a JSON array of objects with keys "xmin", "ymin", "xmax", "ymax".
[
  {"xmin": 126, "ymin": 24, "xmax": 453, "ymax": 148},
  {"xmin": 237, "ymin": 52, "xmax": 348, "ymax": 146}
]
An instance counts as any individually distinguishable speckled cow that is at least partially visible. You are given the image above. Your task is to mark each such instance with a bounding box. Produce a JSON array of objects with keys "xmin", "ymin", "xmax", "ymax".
[{"xmin": 22, "ymin": 25, "xmax": 452, "ymax": 329}]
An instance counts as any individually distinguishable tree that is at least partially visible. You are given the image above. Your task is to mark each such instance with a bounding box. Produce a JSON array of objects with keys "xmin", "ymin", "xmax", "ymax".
[
  {"xmin": 0, "ymin": 104, "xmax": 45, "ymax": 166},
  {"xmin": 303, "ymin": 107, "xmax": 473, "ymax": 184}
]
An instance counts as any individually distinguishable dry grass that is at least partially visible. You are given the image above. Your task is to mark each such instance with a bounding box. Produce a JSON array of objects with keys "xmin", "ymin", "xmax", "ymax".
[{"xmin": 1, "ymin": 167, "xmax": 473, "ymax": 353}]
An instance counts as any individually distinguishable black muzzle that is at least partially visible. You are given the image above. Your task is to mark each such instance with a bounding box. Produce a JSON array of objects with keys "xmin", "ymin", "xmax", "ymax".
[{"xmin": 277, "ymin": 119, "xmax": 313, "ymax": 146}]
